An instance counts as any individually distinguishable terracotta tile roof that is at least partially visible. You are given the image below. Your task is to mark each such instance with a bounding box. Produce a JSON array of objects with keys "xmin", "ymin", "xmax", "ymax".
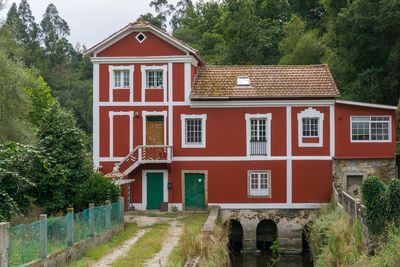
[{"xmin": 191, "ymin": 65, "xmax": 340, "ymax": 99}]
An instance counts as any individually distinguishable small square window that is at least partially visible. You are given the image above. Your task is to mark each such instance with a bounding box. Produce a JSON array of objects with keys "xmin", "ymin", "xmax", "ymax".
[
  {"xmin": 181, "ymin": 114, "xmax": 207, "ymax": 148},
  {"xmin": 146, "ymin": 70, "xmax": 163, "ymax": 88},
  {"xmin": 302, "ymin": 118, "xmax": 319, "ymax": 137},
  {"xmin": 248, "ymin": 171, "xmax": 271, "ymax": 197},
  {"xmin": 114, "ymin": 70, "xmax": 130, "ymax": 88}
]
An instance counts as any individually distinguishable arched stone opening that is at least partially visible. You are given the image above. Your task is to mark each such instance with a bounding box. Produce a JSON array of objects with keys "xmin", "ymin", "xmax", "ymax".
[
  {"xmin": 225, "ymin": 219, "xmax": 243, "ymax": 252},
  {"xmin": 256, "ymin": 219, "xmax": 277, "ymax": 252}
]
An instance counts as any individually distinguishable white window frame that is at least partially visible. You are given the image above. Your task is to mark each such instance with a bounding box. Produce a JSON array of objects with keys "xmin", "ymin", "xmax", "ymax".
[
  {"xmin": 108, "ymin": 65, "xmax": 134, "ymax": 102},
  {"xmin": 141, "ymin": 65, "xmax": 168, "ymax": 103},
  {"xmin": 350, "ymin": 115, "xmax": 392, "ymax": 143},
  {"xmin": 142, "ymin": 110, "xmax": 168, "ymax": 146},
  {"xmin": 181, "ymin": 114, "xmax": 207, "ymax": 148},
  {"xmin": 248, "ymin": 170, "xmax": 271, "ymax": 197},
  {"xmin": 245, "ymin": 113, "xmax": 272, "ymax": 157},
  {"xmin": 297, "ymin": 107, "xmax": 324, "ymax": 147}
]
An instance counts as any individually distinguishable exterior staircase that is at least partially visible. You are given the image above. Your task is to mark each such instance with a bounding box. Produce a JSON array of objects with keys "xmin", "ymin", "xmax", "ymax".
[{"xmin": 115, "ymin": 145, "xmax": 173, "ymax": 175}]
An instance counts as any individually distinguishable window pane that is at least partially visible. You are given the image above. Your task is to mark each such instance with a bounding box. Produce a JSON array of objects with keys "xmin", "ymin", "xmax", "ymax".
[
  {"xmin": 185, "ymin": 118, "xmax": 202, "ymax": 144},
  {"xmin": 114, "ymin": 71, "xmax": 121, "ymax": 87},
  {"xmin": 302, "ymin": 118, "xmax": 318, "ymax": 137},
  {"xmin": 123, "ymin": 71, "xmax": 129, "ymax": 87}
]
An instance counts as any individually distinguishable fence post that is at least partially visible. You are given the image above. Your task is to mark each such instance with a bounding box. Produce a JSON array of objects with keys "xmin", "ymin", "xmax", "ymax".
[
  {"xmin": 119, "ymin": 196, "xmax": 125, "ymax": 224},
  {"xmin": 105, "ymin": 200, "xmax": 111, "ymax": 229},
  {"xmin": 89, "ymin": 203, "xmax": 94, "ymax": 237},
  {"xmin": 67, "ymin": 208, "xmax": 74, "ymax": 247},
  {"xmin": 0, "ymin": 222, "xmax": 10, "ymax": 267},
  {"xmin": 39, "ymin": 214, "xmax": 47, "ymax": 259}
]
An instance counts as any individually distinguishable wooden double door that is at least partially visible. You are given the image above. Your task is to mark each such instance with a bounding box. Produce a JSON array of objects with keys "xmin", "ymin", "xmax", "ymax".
[{"xmin": 146, "ymin": 116, "xmax": 164, "ymax": 145}]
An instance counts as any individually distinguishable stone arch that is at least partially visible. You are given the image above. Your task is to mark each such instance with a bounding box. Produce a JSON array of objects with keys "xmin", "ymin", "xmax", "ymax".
[
  {"xmin": 256, "ymin": 219, "xmax": 277, "ymax": 251},
  {"xmin": 225, "ymin": 219, "xmax": 243, "ymax": 252}
]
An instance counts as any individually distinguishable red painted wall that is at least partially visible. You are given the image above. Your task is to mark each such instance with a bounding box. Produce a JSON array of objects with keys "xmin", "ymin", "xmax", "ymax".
[
  {"xmin": 97, "ymin": 31, "xmax": 186, "ymax": 57},
  {"xmin": 335, "ymin": 103, "xmax": 397, "ymax": 158},
  {"xmin": 113, "ymin": 89, "xmax": 130, "ymax": 102},
  {"xmin": 292, "ymin": 106, "xmax": 330, "ymax": 156},
  {"xmin": 173, "ymin": 63, "xmax": 185, "ymax": 101},
  {"xmin": 292, "ymin": 160, "xmax": 332, "ymax": 203},
  {"xmin": 145, "ymin": 89, "xmax": 164, "ymax": 102},
  {"xmin": 173, "ymin": 106, "xmax": 286, "ymax": 157},
  {"xmin": 113, "ymin": 115, "xmax": 130, "ymax": 157}
]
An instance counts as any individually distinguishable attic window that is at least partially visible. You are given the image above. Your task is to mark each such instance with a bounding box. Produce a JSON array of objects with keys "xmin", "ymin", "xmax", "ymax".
[
  {"xmin": 237, "ymin": 76, "xmax": 250, "ymax": 86},
  {"xmin": 136, "ymin": 32, "xmax": 147, "ymax": 43}
]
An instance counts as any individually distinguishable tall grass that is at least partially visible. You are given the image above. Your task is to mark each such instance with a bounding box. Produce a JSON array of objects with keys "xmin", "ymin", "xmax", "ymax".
[{"xmin": 308, "ymin": 204, "xmax": 367, "ymax": 267}]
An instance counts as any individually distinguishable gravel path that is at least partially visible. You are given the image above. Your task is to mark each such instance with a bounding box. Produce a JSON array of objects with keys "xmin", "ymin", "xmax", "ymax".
[
  {"xmin": 144, "ymin": 220, "xmax": 183, "ymax": 267},
  {"xmin": 90, "ymin": 229, "xmax": 148, "ymax": 267}
]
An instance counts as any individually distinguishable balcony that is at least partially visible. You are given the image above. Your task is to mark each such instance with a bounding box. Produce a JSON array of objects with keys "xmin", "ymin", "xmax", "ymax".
[
  {"xmin": 250, "ymin": 139, "xmax": 267, "ymax": 156},
  {"xmin": 116, "ymin": 145, "xmax": 173, "ymax": 174}
]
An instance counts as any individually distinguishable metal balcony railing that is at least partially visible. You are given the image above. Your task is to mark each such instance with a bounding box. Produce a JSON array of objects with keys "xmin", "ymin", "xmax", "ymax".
[{"xmin": 250, "ymin": 139, "xmax": 267, "ymax": 155}]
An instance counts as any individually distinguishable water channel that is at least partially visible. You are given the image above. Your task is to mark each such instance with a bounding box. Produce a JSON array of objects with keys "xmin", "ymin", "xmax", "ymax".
[{"xmin": 230, "ymin": 251, "xmax": 313, "ymax": 267}]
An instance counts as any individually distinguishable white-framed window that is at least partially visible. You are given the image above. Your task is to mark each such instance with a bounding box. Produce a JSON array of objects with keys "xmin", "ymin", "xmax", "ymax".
[
  {"xmin": 245, "ymin": 113, "xmax": 272, "ymax": 157},
  {"xmin": 248, "ymin": 170, "xmax": 271, "ymax": 197},
  {"xmin": 146, "ymin": 70, "xmax": 164, "ymax": 88},
  {"xmin": 135, "ymin": 32, "xmax": 147, "ymax": 43},
  {"xmin": 114, "ymin": 70, "xmax": 130, "ymax": 88},
  {"xmin": 108, "ymin": 65, "xmax": 134, "ymax": 102},
  {"xmin": 351, "ymin": 116, "xmax": 391, "ymax": 142},
  {"xmin": 181, "ymin": 114, "xmax": 207, "ymax": 148},
  {"xmin": 297, "ymin": 107, "xmax": 324, "ymax": 147},
  {"xmin": 302, "ymin": 118, "xmax": 319, "ymax": 137},
  {"xmin": 141, "ymin": 65, "xmax": 168, "ymax": 103}
]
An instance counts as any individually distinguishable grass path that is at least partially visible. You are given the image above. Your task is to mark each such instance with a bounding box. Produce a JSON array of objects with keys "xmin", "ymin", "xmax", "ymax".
[
  {"xmin": 93, "ymin": 229, "xmax": 148, "ymax": 267},
  {"xmin": 144, "ymin": 220, "xmax": 183, "ymax": 267}
]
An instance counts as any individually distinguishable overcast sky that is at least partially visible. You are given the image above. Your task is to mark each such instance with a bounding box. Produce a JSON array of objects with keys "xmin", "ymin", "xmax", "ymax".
[{"xmin": 0, "ymin": 0, "xmax": 204, "ymax": 48}]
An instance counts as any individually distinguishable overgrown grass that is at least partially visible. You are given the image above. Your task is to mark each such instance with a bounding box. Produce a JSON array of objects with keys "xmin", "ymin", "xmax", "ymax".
[
  {"xmin": 168, "ymin": 211, "xmax": 229, "ymax": 267},
  {"xmin": 308, "ymin": 203, "xmax": 367, "ymax": 267},
  {"xmin": 113, "ymin": 223, "xmax": 169, "ymax": 267},
  {"xmin": 68, "ymin": 223, "xmax": 137, "ymax": 267}
]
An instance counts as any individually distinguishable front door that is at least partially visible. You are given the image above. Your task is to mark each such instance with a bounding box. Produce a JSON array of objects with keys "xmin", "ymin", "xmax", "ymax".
[
  {"xmin": 185, "ymin": 173, "xmax": 205, "ymax": 210},
  {"xmin": 146, "ymin": 116, "xmax": 164, "ymax": 145},
  {"xmin": 146, "ymin": 172, "xmax": 164, "ymax": 210}
]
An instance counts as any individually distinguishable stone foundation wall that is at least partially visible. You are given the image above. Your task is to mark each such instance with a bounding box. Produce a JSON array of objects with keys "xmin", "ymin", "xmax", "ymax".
[
  {"xmin": 221, "ymin": 209, "xmax": 320, "ymax": 254},
  {"xmin": 333, "ymin": 158, "xmax": 396, "ymax": 193}
]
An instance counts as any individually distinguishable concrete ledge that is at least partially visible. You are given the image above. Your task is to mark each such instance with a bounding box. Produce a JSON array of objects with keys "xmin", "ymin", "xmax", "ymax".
[
  {"xmin": 202, "ymin": 206, "xmax": 219, "ymax": 234},
  {"xmin": 22, "ymin": 223, "xmax": 124, "ymax": 267}
]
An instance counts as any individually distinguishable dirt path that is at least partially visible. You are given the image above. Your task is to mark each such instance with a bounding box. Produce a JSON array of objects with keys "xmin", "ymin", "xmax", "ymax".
[
  {"xmin": 144, "ymin": 220, "xmax": 183, "ymax": 267},
  {"xmin": 90, "ymin": 229, "xmax": 147, "ymax": 267}
]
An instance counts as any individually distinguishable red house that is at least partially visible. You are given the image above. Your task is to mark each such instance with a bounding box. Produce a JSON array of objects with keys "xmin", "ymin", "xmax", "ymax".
[{"xmin": 84, "ymin": 21, "xmax": 398, "ymax": 212}]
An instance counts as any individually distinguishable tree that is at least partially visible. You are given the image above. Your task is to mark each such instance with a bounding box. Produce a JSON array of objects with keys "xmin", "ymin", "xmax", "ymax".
[{"xmin": 279, "ymin": 15, "xmax": 325, "ymax": 65}]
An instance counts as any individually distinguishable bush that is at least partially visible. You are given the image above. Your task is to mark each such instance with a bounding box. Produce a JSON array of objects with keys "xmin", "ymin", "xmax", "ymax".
[
  {"xmin": 385, "ymin": 179, "xmax": 400, "ymax": 225},
  {"xmin": 365, "ymin": 225, "xmax": 400, "ymax": 266},
  {"xmin": 361, "ymin": 176, "xmax": 387, "ymax": 235},
  {"xmin": 77, "ymin": 172, "xmax": 121, "ymax": 208}
]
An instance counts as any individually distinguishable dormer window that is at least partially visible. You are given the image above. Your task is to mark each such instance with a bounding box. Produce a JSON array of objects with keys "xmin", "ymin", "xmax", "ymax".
[{"xmin": 237, "ymin": 76, "xmax": 250, "ymax": 86}]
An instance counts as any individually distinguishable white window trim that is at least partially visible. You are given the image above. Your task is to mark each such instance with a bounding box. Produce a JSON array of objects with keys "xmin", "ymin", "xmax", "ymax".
[
  {"xmin": 142, "ymin": 110, "xmax": 168, "ymax": 146},
  {"xmin": 135, "ymin": 32, "xmax": 147, "ymax": 43},
  {"xmin": 109, "ymin": 111, "xmax": 134, "ymax": 158},
  {"xmin": 350, "ymin": 115, "xmax": 392, "ymax": 143},
  {"xmin": 142, "ymin": 169, "xmax": 168, "ymax": 210},
  {"xmin": 108, "ymin": 65, "xmax": 134, "ymax": 102},
  {"xmin": 245, "ymin": 113, "xmax": 272, "ymax": 157},
  {"xmin": 141, "ymin": 65, "xmax": 168, "ymax": 103},
  {"xmin": 248, "ymin": 170, "xmax": 271, "ymax": 198},
  {"xmin": 181, "ymin": 114, "xmax": 207, "ymax": 148},
  {"xmin": 297, "ymin": 107, "xmax": 324, "ymax": 147}
]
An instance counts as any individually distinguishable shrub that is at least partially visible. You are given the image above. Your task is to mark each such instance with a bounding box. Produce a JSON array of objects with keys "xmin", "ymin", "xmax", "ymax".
[
  {"xmin": 366, "ymin": 225, "xmax": 400, "ymax": 266},
  {"xmin": 385, "ymin": 179, "xmax": 400, "ymax": 225},
  {"xmin": 361, "ymin": 176, "xmax": 387, "ymax": 235},
  {"xmin": 77, "ymin": 172, "xmax": 121, "ymax": 207}
]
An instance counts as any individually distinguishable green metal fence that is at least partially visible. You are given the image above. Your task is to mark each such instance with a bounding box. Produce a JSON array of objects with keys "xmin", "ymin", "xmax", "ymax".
[{"xmin": 8, "ymin": 199, "xmax": 124, "ymax": 267}]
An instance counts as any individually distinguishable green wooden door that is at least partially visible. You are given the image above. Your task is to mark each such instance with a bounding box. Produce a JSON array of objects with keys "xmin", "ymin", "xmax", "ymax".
[
  {"xmin": 185, "ymin": 173, "xmax": 205, "ymax": 210},
  {"xmin": 147, "ymin": 172, "xmax": 163, "ymax": 210}
]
